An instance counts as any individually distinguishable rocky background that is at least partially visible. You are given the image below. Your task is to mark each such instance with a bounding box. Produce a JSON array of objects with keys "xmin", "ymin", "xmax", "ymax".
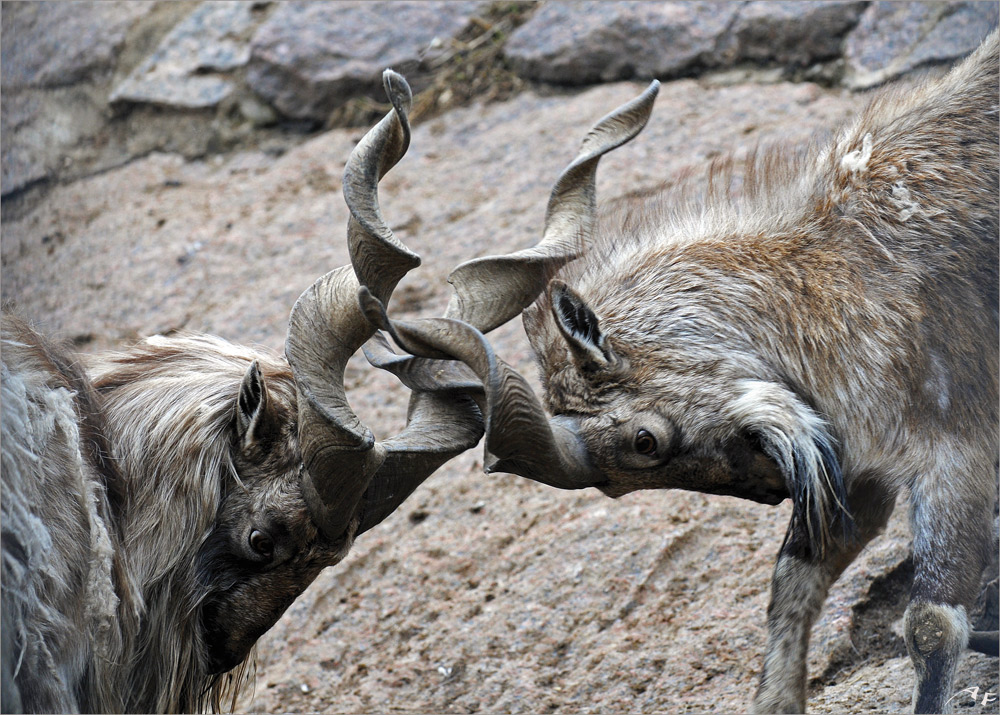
[{"xmin": 2, "ymin": 2, "xmax": 998, "ymax": 713}]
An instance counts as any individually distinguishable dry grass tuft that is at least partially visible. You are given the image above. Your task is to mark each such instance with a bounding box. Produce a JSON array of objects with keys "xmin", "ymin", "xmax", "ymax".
[{"xmin": 324, "ymin": 1, "xmax": 536, "ymax": 129}]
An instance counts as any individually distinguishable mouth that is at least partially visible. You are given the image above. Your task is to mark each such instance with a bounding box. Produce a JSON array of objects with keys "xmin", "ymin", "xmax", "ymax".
[
  {"xmin": 597, "ymin": 477, "xmax": 788, "ymax": 504},
  {"xmin": 593, "ymin": 440, "xmax": 790, "ymax": 504},
  {"xmin": 205, "ymin": 641, "xmax": 244, "ymax": 676},
  {"xmin": 702, "ymin": 481, "xmax": 789, "ymax": 505},
  {"xmin": 738, "ymin": 444, "xmax": 789, "ymax": 504},
  {"xmin": 200, "ymin": 599, "xmax": 247, "ymax": 675},
  {"xmin": 595, "ymin": 481, "xmax": 632, "ymax": 499}
]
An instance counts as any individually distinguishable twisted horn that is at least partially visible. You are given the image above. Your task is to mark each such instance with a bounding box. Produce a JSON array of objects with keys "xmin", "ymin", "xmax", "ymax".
[
  {"xmin": 360, "ymin": 81, "xmax": 661, "ymax": 491},
  {"xmin": 444, "ymin": 80, "xmax": 659, "ymax": 331},
  {"xmin": 355, "ymin": 390, "xmax": 483, "ymax": 534},
  {"xmin": 286, "ymin": 70, "xmax": 419, "ymax": 541},
  {"xmin": 362, "ymin": 331, "xmax": 481, "ymax": 395},
  {"xmin": 361, "ymin": 291, "xmax": 599, "ymax": 489},
  {"xmin": 353, "ymin": 316, "xmax": 486, "ymax": 536},
  {"xmin": 290, "ymin": 69, "xmax": 488, "ymax": 541}
]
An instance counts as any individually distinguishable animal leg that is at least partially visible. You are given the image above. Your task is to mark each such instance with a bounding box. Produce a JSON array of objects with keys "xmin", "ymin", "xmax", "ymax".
[
  {"xmin": 905, "ymin": 461, "xmax": 995, "ymax": 714},
  {"xmin": 752, "ymin": 480, "xmax": 897, "ymax": 713}
]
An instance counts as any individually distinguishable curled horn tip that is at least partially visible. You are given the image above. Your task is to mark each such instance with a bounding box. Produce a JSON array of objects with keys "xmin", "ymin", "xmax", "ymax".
[
  {"xmin": 578, "ymin": 78, "xmax": 660, "ymax": 158},
  {"xmin": 357, "ymin": 287, "xmax": 454, "ymax": 361},
  {"xmin": 382, "ymin": 69, "xmax": 412, "ymax": 116},
  {"xmin": 629, "ymin": 78, "xmax": 659, "ymax": 115},
  {"xmin": 636, "ymin": 80, "xmax": 660, "ymax": 121},
  {"xmin": 358, "ymin": 286, "xmax": 391, "ymax": 333},
  {"xmin": 632, "ymin": 78, "xmax": 659, "ymax": 124}
]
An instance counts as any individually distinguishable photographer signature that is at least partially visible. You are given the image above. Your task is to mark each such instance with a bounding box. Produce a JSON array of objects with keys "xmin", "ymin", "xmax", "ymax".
[{"xmin": 946, "ymin": 686, "xmax": 998, "ymax": 710}]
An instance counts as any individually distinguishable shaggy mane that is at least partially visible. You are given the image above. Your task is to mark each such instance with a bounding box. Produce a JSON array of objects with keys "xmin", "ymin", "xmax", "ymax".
[
  {"xmin": 2, "ymin": 318, "xmax": 293, "ymax": 713},
  {"xmin": 86, "ymin": 333, "xmax": 294, "ymax": 713}
]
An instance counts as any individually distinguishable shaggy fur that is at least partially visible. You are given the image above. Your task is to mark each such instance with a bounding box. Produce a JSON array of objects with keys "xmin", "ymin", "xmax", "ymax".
[
  {"xmin": 1, "ymin": 316, "xmax": 349, "ymax": 713},
  {"xmin": 523, "ymin": 31, "xmax": 998, "ymax": 713}
]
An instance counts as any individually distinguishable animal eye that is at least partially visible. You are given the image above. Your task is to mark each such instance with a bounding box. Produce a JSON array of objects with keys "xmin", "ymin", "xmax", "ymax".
[
  {"xmin": 248, "ymin": 529, "xmax": 274, "ymax": 558},
  {"xmin": 634, "ymin": 429, "xmax": 658, "ymax": 456}
]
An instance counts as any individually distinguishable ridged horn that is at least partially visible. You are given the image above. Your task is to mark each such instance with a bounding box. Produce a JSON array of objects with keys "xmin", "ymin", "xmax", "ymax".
[
  {"xmin": 360, "ymin": 290, "xmax": 600, "ymax": 490},
  {"xmin": 358, "ymin": 81, "xmax": 659, "ymax": 393},
  {"xmin": 355, "ymin": 390, "xmax": 483, "ymax": 535},
  {"xmin": 362, "ymin": 331, "xmax": 482, "ymax": 395},
  {"xmin": 356, "ymin": 82, "xmax": 661, "ymax": 491},
  {"xmin": 286, "ymin": 70, "xmax": 419, "ymax": 542},
  {"xmin": 353, "ymin": 292, "xmax": 486, "ymax": 535},
  {"xmin": 444, "ymin": 80, "xmax": 659, "ymax": 332},
  {"xmin": 290, "ymin": 69, "xmax": 487, "ymax": 540}
]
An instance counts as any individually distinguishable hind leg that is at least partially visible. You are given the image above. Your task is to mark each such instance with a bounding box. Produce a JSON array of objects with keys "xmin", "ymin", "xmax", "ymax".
[
  {"xmin": 905, "ymin": 458, "xmax": 995, "ymax": 714},
  {"xmin": 752, "ymin": 479, "xmax": 898, "ymax": 713}
]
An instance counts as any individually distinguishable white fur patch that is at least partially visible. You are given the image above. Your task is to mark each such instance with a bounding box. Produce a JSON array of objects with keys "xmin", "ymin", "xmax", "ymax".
[
  {"xmin": 840, "ymin": 132, "xmax": 874, "ymax": 174},
  {"xmin": 890, "ymin": 180, "xmax": 921, "ymax": 221},
  {"xmin": 922, "ymin": 351, "xmax": 950, "ymax": 413}
]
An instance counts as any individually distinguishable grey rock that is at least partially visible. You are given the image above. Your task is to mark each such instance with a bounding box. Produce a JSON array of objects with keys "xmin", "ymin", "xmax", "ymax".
[
  {"xmin": 246, "ymin": 0, "xmax": 487, "ymax": 121},
  {"xmin": 845, "ymin": 1, "xmax": 939, "ymax": 78},
  {"xmin": 1, "ymin": 1, "xmax": 153, "ymax": 88},
  {"xmin": 504, "ymin": 1, "xmax": 740, "ymax": 84},
  {"xmin": 0, "ymin": 92, "xmax": 49, "ymax": 194},
  {"xmin": 110, "ymin": 2, "xmax": 258, "ymax": 109},
  {"xmin": 504, "ymin": 0, "xmax": 867, "ymax": 85},
  {"xmin": 0, "ymin": 86, "xmax": 110, "ymax": 197},
  {"xmin": 844, "ymin": 1, "xmax": 999, "ymax": 88},
  {"xmin": 908, "ymin": 1, "xmax": 1000, "ymax": 68},
  {"xmin": 724, "ymin": 1, "xmax": 867, "ymax": 67}
]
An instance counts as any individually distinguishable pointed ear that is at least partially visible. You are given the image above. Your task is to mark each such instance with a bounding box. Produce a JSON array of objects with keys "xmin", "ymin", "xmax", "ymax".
[
  {"xmin": 550, "ymin": 280, "xmax": 615, "ymax": 371},
  {"xmin": 236, "ymin": 360, "xmax": 276, "ymax": 451}
]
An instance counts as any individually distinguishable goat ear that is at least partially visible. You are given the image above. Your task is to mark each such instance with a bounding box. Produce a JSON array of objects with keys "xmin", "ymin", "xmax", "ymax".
[
  {"xmin": 236, "ymin": 360, "xmax": 275, "ymax": 451},
  {"xmin": 550, "ymin": 280, "xmax": 615, "ymax": 371}
]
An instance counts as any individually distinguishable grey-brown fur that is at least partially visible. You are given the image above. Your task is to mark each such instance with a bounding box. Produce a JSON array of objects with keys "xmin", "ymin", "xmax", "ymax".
[
  {"xmin": 1, "ymin": 315, "xmax": 348, "ymax": 712},
  {"xmin": 366, "ymin": 38, "xmax": 996, "ymax": 711},
  {"xmin": 514, "ymin": 31, "xmax": 998, "ymax": 713}
]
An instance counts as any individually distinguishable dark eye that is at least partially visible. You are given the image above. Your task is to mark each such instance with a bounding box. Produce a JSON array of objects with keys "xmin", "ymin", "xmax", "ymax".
[
  {"xmin": 634, "ymin": 429, "xmax": 657, "ymax": 456},
  {"xmin": 248, "ymin": 529, "xmax": 274, "ymax": 558}
]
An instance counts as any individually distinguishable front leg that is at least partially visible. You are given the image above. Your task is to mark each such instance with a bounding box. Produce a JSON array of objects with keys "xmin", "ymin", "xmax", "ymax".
[{"xmin": 752, "ymin": 480, "xmax": 897, "ymax": 713}]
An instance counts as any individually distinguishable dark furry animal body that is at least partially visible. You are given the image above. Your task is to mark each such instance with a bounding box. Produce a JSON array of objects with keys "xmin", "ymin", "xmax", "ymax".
[{"xmin": 372, "ymin": 31, "xmax": 999, "ymax": 714}]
